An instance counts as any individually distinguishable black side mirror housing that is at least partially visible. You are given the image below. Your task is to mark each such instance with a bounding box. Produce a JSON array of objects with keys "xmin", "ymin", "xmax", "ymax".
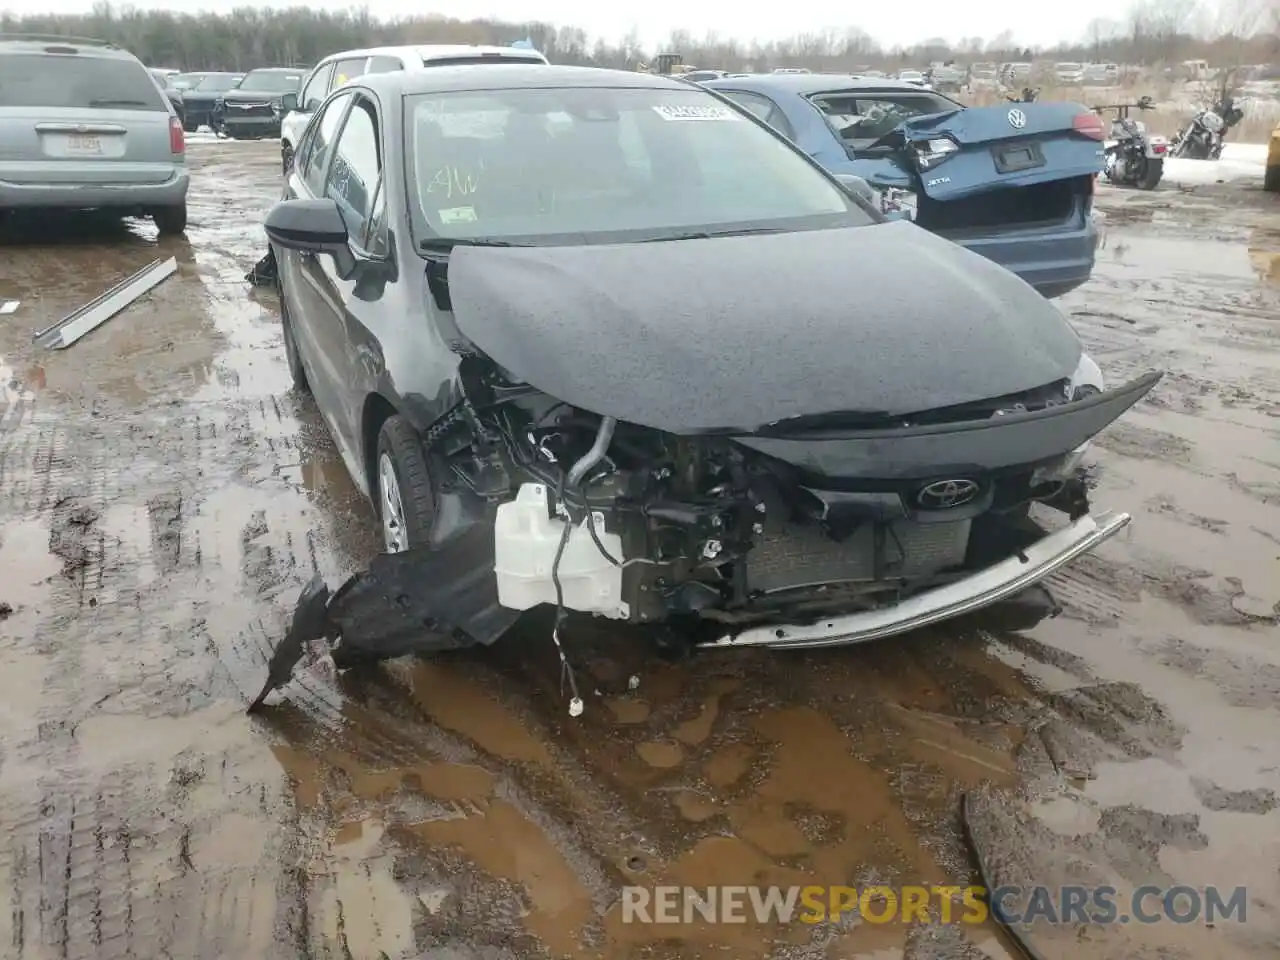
[
  {"xmin": 265, "ymin": 198, "xmax": 356, "ymax": 279},
  {"xmin": 280, "ymin": 92, "xmax": 298, "ymax": 112}
]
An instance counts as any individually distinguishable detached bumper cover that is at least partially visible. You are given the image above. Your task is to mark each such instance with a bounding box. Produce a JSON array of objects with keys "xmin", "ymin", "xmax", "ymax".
[{"xmin": 700, "ymin": 510, "xmax": 1129, "ymax": 650}]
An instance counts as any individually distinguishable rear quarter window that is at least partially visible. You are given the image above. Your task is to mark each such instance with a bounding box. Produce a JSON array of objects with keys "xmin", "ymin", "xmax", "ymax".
[{"xmin": 0, "ymin": 53, "xmax": 168, "ymax": 110}]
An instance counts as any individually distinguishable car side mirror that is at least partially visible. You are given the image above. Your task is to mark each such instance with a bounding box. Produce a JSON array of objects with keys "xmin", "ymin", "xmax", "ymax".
[
  {"xmin": 834, "ymin": 173, "xmax": 876, "ymax": 206},
  {"xmin": 280, "ymin": 92, "xmax": 298, "ymax": 113},
  {"xmin": 265, "ymin": 198, "xmax": 356, "ymax": 280}
]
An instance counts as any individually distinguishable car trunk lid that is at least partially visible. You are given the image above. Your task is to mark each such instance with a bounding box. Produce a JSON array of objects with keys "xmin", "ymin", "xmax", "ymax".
[
  {"xmin": 0, "ymin": 107, "xmax": 177, "ymax": 184},
  {"xmin": 893, "ymin": 101, "xmax": 1104, "ymax": 203}
]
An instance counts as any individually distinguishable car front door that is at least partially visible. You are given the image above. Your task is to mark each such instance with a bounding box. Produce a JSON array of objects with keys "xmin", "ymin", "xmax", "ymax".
[
  {"xmin": 310, "ymin": 92, "xmax": 388, "ymax": 451},
  {"xmin": 290, "ymin": 61, "xmax": 334, "ymax": 131},
  {"xmin": 281, "ymin": 91, "xmax": 354, "ymax": 434}
]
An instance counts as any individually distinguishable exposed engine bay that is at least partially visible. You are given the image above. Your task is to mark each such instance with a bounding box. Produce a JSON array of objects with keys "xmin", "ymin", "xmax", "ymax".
[{"xmin": 442, "ymin": 367, "xmax": 1112, "ymax": 631}]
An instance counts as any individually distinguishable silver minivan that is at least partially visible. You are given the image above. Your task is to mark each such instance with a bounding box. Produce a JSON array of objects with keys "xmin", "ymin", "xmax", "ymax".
[
  {"xmin": 0, "ymin": 34, "xmax": 189, "ymax": 234},
  {"xmin": 278, "ymin": 44, "xmax": 548, "ymax": 174}
]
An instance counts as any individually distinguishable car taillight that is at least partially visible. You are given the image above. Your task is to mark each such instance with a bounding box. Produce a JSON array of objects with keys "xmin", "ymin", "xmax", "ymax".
[
  {"xmin": 170, "ymin": 116, "xmax": 185, "ymax": 154},
  {"xmin": 1072, "ymin": 112, "xmax": 1105, "ymax": 140},
  {"xmin": 912, "ymin": 136, "xmax": 959, "ymax": 170}
]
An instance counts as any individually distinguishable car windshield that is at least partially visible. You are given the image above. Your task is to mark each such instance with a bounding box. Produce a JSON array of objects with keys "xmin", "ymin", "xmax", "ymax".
[
  {"xmin": 197, "ymin": 73, "xmax": 242, "ymax": 92},
  {"xmin": 238, "ymin": 71, "xmax": 302, "ymax": 92},
  {"xmin": 170, "ymin": 73, "xmax": 203, "ymax": 89},
  {"xmin": 404, "ymin": 85, "xmax": 873, "ymax": 247},
  {"xmin": 0, "ymin": 54, "xmax": 168, "ymax": 110},
  {"xmin": 1057, "ymin": 63, "xmax": 1082, "ymax": 71}
]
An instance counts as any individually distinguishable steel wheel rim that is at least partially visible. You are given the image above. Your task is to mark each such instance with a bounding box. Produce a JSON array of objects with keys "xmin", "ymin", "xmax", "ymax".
[{"xmin": 378, "ymin": 453, "xmax": 407, "ymax": 553}]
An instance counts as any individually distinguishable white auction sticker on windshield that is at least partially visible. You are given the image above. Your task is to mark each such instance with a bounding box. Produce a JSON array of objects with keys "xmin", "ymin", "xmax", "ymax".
[
  {"xmin": 652, "ymin": 104, "xmax": 743, "ymax": 121},
  {"xmin": 438, "ymin": 206, "xmax": 478, "ymax": 224}
]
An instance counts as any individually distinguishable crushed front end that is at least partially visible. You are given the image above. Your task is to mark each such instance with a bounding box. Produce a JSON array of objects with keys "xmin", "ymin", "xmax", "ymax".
[{"xmin": 424, "ymin": 362, "xmax": 1161, "ymax": 651}]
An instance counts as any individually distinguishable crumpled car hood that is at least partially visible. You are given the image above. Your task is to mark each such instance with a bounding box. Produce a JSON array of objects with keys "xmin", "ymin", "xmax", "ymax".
[{"xmin": 446, "ymin": 220, "xmax": 1083, "ymax": 434}]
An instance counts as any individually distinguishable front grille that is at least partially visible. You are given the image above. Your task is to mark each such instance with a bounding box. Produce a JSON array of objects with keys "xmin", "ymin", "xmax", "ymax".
[
  {"xmin": 746, "ymin": 519, "xmax": 970, "ymax": 594},
  {"xmin": 228, "ymin": 103, "xmax": 273, "ymax": 118}
]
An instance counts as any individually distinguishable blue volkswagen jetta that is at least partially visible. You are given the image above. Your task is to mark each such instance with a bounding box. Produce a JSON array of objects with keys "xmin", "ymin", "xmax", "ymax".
[{"xmin": 702, "ymin": 74, "xmax": 1105, "ymax": 298}]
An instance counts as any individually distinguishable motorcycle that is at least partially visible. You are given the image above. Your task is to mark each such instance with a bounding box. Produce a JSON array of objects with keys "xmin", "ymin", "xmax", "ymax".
[
  {"xmin": 1171, "ymin": 96, "xmax": 1244, "ymax": 160},
  {"xmin": 1091, "ymin": 96, "xmax": 1167, "ymax": 190}
]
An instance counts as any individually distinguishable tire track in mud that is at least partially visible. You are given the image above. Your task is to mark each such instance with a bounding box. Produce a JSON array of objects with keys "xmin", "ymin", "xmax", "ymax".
[{"xmin": 0, "ymin": 396, "xmax": 308, "ymax": 959}]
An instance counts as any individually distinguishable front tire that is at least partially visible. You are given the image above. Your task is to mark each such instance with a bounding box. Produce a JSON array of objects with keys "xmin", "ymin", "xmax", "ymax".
[
  {"xmin": 1137, "ymin": 157, "xmax": 1163, "ymax": 190},
  {"xmin": 374, "ymin": 416, "xmax": 437, "ymax": 554},
  {"xmin": 281, "ymin": 141, "xmax": 294, "ymax": 175},
  {"xmin": 153, "ymin": 204, "xmax": 188, "ymax": 235}
]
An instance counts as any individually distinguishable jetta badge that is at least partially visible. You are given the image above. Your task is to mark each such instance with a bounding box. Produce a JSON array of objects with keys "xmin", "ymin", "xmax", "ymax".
[
  {"xmin": 917, "ymin": 479, "xmax": 980, "ymax": 509},
  {"xmin": 1007, "ymin": 108, "xmax": 1027, "ymax": 129}
]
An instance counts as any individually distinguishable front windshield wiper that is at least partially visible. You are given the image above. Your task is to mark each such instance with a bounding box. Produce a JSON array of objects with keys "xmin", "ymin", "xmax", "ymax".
[
  {"xmin": 89, "ymin": 98, "xmax": 151, "ymax": 107},
  {"xmin": 418, "ymin": 238, "xmax": 531, "ymax": 251},
  {"xmin": 637, "ymin": 227, "xmax": 787, "ymax": 243}
]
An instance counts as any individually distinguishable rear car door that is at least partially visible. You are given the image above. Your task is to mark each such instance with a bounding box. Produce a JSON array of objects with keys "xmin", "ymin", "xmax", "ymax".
[
  {"xmin": 366, "ymin": 55, "xmax": 406, "ymax": 74},
  {"xmin": 330, "ymin": 57, "xmax": 370, "ymax": 92},
  {"xmin": 0, "ymin": 46, "xmax": 180, "ymax": 185}
]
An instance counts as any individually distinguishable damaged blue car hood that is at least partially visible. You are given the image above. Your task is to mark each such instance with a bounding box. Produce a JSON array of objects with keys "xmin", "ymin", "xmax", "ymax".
[{"xmin": 445, "ymin": 220, "xmax": 1083, "ymax": 434}]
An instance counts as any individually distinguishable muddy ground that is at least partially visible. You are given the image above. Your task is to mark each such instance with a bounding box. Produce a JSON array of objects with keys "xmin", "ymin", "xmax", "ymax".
[{"xmin": 0, "ymin": 142, "xmax": 1278, "ymax": 960}]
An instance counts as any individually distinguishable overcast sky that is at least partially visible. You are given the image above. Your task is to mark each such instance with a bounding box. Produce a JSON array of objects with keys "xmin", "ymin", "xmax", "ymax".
[{"xmin": 1, "ymin": 0, "xmax": 1120, "ymax": 50}]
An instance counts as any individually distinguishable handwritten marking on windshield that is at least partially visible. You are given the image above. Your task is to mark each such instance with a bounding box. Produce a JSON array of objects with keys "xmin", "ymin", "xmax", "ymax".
[{"xmin": 425, "ymin": 166, "xmax": 480, "ymax": 199}]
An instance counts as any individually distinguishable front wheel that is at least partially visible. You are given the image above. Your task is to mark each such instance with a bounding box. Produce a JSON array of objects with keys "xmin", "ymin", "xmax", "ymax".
[
  {"xmin": 374, "ymin": 416, "xmax": 437, "ymax": 554},
  {"xmin": 1137, "ymin": 157, "xmax": 1163, "ymax": 190},
  {"xmin": 281, "ymin": 141, "xmax": 294, "ymax": 175}
]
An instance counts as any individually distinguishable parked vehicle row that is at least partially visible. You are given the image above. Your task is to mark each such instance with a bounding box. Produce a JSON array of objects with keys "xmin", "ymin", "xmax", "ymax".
[{"xmin": 253, "ymin": 62, "xmax": 1158, "ymax": 693}]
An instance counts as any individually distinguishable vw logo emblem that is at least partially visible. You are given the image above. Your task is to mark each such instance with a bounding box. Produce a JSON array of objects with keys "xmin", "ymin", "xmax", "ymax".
[
  {"xmin": 917, "ymin": 479, "xmax": 980, "ymax": 509},
  {"xmin": 1007, "ymin": 108, "xmax": 1027, "ymax": 129}
]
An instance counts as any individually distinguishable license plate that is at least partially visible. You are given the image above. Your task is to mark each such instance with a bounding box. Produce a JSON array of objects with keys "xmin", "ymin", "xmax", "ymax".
[
  {"xmin": 66, "ymin": 135, "xmax": 102, "ymax": 156},
  {"xmin": 992, "ymin": 142, "xmax": 1045, "ymax": 174}
]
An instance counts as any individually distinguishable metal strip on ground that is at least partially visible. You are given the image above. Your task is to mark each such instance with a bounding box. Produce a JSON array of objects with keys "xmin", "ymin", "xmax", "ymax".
[{"xmin": 33, "ymin": 257, "xmax": 177, "ymax": 350}]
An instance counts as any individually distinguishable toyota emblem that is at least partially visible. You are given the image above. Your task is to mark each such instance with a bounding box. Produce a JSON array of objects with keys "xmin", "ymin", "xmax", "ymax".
[
  {"xmin": 1007, "ymin": 108, "xmax": 1027, "ymax": 129},
  {"xmin": 916, "ymin": 479, "xmax": 980, "ymax": 509}
]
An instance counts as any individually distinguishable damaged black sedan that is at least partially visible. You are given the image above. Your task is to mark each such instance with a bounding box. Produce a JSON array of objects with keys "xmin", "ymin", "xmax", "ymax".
[{"xmin": 260, "ymin": 64, "xmax": 1159, "ymax": 697}]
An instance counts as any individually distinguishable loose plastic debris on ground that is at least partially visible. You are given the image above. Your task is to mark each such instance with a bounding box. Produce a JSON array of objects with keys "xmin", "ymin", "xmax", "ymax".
[{"xmin": 0, "ymin": 138, "xmax": 1276, "ymax": 959}]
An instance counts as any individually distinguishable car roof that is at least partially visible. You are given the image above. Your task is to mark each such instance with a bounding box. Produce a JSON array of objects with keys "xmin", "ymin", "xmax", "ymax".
[
  {"xmin": 0, "ymin": 35, "xmax": 138, "ymax": 60},
  {"xmin": 358, "ymin": 64, "xmax": 695, "ymax": 97},
  {"xmin": 703, "ymin": 73, "xmax": 938, "ymax": 95},
  {"xmin": 319, "ymin": 43, "xmax": 545, "ymax": 64},
  {"xmin": 244, "ymin": 66, "xmax": 306, "ymax": 74}
]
